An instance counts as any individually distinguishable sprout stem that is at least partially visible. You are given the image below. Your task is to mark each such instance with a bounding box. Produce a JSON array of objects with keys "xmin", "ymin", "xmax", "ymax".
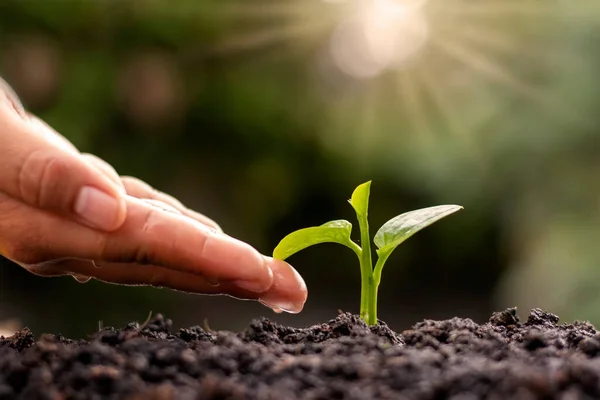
[
  {"xmin": 365, "ymin": 274, "xmax": 377, "ymax": 325},
  {"xmin": 356, "ymin": 211, "xmax": 374, "ymax": 324},
  {"xmin": 366, "ymin": 254, "xmax": 390, "ymax": 325}
]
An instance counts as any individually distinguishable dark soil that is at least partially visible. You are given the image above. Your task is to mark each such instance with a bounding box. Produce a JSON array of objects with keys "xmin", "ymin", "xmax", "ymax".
[{"xmin": 2, "ymin": 308, "xmax": 600, "ymax": 399}]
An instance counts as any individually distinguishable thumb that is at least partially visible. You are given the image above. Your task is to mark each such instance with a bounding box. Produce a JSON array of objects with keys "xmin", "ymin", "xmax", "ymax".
[{"xmin": 0, "ymin": 103, "xmax": 126, "ymax": 231}]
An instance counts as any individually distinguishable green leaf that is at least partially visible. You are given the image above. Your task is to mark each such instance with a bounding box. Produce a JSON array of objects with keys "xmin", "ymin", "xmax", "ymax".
[
  {"xmin": 273, "ymin": 220, "xmax": 356, "ymax": 261},
  {"xmin": 374, "ymin": 205, "xmax": 463, "ymax": 254},
  {"xmin": 349, "ymin": 181, "xmax": 371, "ymax": 217}
]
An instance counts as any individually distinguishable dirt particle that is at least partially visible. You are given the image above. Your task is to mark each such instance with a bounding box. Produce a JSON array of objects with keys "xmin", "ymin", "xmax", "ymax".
[
  {"xmin": 489, "ymin": 307, "xmax": 520, "ymax": 327},
  {"xmin": 525, "ymin": 308, "xmax": 560, "ymax": 326}
]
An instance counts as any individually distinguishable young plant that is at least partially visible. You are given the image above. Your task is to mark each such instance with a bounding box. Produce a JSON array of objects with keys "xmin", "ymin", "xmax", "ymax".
[{"xmin": 273, "ymin": 181, "xmax": 462, "ymax": 325}]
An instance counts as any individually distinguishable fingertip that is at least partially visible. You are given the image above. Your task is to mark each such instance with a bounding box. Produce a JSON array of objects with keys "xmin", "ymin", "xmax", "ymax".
[{"xmin": 258, "ymin": 257, "xmax": 307, "ymax": 314}]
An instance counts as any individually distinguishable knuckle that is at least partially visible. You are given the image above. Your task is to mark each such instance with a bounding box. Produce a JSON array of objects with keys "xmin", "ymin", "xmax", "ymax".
[
  {"xmin": 116, "ymin": 208, "xmax": 164, "ymax": 265},
  {"xmin": 133, "ymin": 206, "xmax": 190, "ymax": 266},
  {"xmin": 41, "ymin": 157, "xmax": 69, "ymax": 194},
  {"xmin": 17, "ymin": 150, "xmax": 42, "ymax": 205},
  {"xmin": 18, "ymin": 151, "xmax": 69, "ymax": 209},
  {"xmin": 131, "ymin": 208, "xmax": 163, "ymax": 265},
  {"xmin": 93, "ymin": 234, "xmax": 111, "ymax": 261},
  {"xmin": 196, "ymin": 232, "xmax": 210, "ymax": 259},
  {"xmin": 91, "ymin": 219, "xmax": 156, "ymax": 266},
  {"xmin": 141, "ymin": 207, "xmax": 161, "ymax": 236},
  {"xmin": 92, "ymin": 232, "xmax": 142, "ymax": 266}
]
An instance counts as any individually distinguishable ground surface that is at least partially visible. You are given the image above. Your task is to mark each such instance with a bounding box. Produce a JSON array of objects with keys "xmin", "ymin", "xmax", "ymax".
[{"xmin": 1, "ymin": 308, "xmax": 600, "ymax": 399}]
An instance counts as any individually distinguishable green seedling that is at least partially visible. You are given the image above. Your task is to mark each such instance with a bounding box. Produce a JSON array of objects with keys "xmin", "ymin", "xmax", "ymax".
[{"xmin": 273, "ymin": 181, "xmax": 462, "ymax": 325}]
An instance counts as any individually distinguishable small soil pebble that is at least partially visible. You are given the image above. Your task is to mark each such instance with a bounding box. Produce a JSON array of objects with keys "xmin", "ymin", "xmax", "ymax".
[{"xmin": 1, "ymin": 308, "xmax": 599, "ymax": 399}]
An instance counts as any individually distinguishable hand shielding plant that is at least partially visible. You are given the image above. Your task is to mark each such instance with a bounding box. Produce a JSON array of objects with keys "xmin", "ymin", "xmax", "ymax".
[{"xmin": 273, "ymin": 181, "xmax": 462, "ymax": 325}]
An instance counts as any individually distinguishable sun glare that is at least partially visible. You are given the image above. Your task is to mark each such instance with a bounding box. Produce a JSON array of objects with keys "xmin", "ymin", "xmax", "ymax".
[
  {"xmin": 211, "ymin": 0, "xmax": 573, "ymax": 146},
  {"xmin": 331, "ymin": 0, "xmax": 429, "ymax": 78}
]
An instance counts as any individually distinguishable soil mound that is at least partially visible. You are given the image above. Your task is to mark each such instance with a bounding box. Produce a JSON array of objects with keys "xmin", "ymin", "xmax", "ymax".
[{"xmin": 1, "ymin": 308, "xmax": 599, "ymax": 399}]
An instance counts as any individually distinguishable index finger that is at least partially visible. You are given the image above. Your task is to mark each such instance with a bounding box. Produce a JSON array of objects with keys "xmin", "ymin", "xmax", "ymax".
[
  {"xmin": 3, "ymin": 194, "xmax": 274, "ymax": 293},
  {"xmin": 112, "ymin": 196, "xmax": 273, "ymax": 291}
]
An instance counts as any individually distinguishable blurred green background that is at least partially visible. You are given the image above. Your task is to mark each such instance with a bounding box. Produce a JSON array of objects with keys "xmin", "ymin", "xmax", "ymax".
[{"xmin": 1, "ymin": 0, "xmax": 600, "ymax": 338}]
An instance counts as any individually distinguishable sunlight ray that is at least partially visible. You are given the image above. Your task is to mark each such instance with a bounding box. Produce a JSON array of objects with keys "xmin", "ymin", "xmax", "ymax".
[
  {"xmin": 417, "ymin": 66, "xmax": 463, "ymax": 138},
  {"xmin": 417, "ymin": 64, "xmax": 491, "ymax": 168},
  {"xmin": 207, "ymin": 20, "xmax": 329, "ymax": 56},
  {"xmin": 356, "ymin": 84, "xmax": 384, "ymax": 157},
  {"xmin": 198, "ymin": 0, "xmax": 592, "ymax": 141},
  {"xmin": 431, "ymin": 36, "xmax": 533, "ymax": 97},
  {"xmin": 217, "ymin": 1, "xmax": 326, "ymax": 19},
  {"xmin": 447, "ymin": 24, "xmax": 568, "ymax": 69},
  {"xmin": 432, "ymin": 1, "xmax": 558, "ymax": 17},
  {"xmin": 396, "ymin": 70, "xmax": 430, "ymax": 138},
  {"xmin": 449, "ymin": 25, "xmax": 526, "ymax": 58},
  {"xmin": 432, "ymin": 36, "xmax": 589, "ymax": 131}
]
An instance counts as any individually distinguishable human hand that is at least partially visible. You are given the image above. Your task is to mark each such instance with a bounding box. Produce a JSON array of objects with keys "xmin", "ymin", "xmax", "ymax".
[{"xmin": 0, "ymin": 79, "xmax": 307, "ymax": 314}]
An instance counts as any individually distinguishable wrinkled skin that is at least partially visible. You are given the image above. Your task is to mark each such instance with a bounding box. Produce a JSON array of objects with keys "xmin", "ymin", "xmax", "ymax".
[{"xmin": 0, "ymin": 78, "xmax": 307, "ymax": 314}]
